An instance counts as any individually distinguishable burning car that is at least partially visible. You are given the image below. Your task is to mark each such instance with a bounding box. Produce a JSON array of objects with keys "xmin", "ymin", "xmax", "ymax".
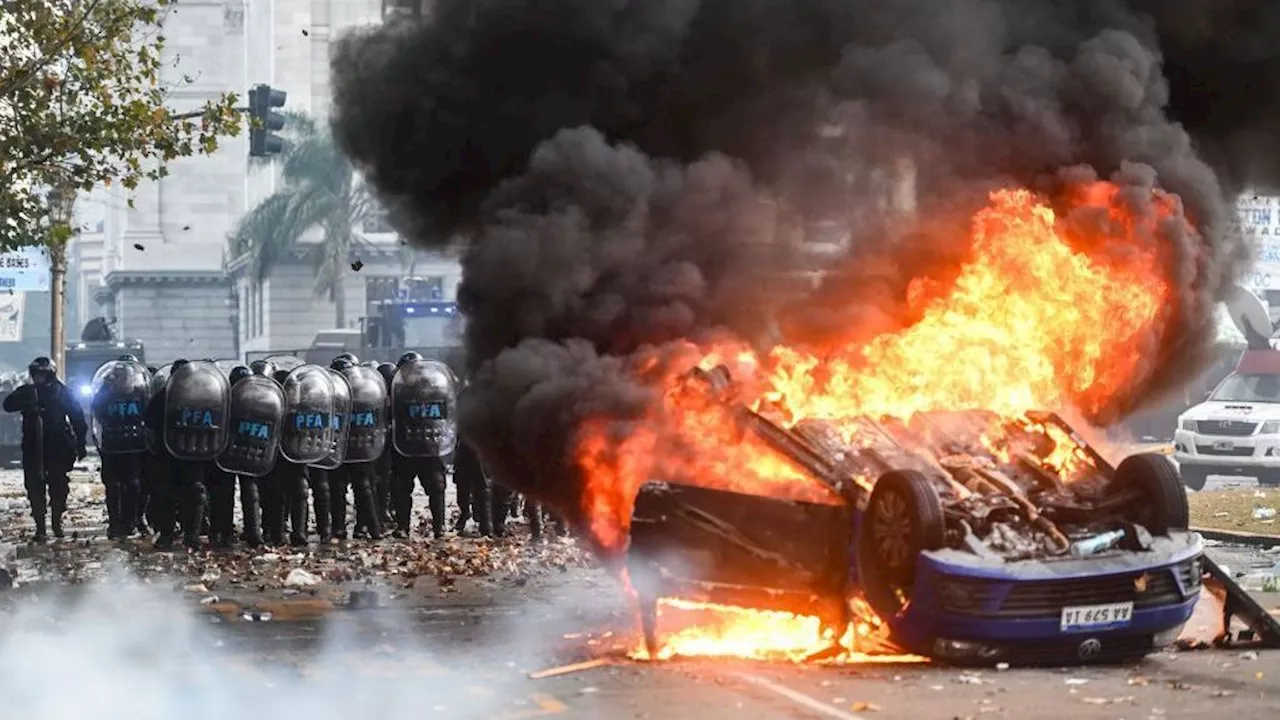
[{"xmin": 627, "ymin": 365, "xmax": 1203, "ymax": 666}]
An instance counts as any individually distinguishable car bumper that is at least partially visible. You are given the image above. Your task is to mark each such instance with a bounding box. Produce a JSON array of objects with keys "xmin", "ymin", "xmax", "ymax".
[
  {"xmin": 888, "ymin": 532, "xmax": 1203, "ymax": 664},
  {"xmin": 1173, "ymin": 429, "xmax": 1280, "ymax": 469}
]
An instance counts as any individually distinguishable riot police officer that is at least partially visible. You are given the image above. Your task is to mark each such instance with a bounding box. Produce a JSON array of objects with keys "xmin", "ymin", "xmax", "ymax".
[
  {"xmin": 389, "ymin": 352, "xmax": 455, "ymax": 539},
  {"xmin": 207, "ymin": 366, "xmax": 252, "ymax": 547},
  {"xmin": 329, "ymin": 357, "xmax": 384, "ymax": 541},
  {"xmin": 453, "ymin": 379, "xmax": 492, "ymax": 537},
  {"xmin": 2, "ymin": 357, "xmax": 88, "ymax": 542},
  {"xmin": 360, "ymin": 361, "xmax": 397, "ymax": 537},
  {"xmin": 91, "ymin": 355, "xmax": 149, "ymax": 540}
]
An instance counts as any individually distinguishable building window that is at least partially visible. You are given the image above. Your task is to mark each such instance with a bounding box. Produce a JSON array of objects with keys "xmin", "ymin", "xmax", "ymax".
[{"xmin": 382, "ymin": 0, "xmax": 421, "ymax": 19}]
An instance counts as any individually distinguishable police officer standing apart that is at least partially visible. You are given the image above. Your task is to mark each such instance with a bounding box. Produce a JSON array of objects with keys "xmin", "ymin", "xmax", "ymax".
[{"xmin": 2, "ymin": 357, "xmax": 87, "ymax": 542}]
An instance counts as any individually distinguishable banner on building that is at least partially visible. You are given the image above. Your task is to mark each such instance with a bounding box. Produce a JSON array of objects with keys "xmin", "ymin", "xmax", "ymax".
[
  {"xmin": 1236, "ymin": 195, "xmax": 1280, "ymax": 292},
  {"xmin": 0, "ymin": 246, "xmax": 50, "ymax": 292},
  {"xmin": 0, "ymin": 292, "xmax": 27, "ymax": 342}
]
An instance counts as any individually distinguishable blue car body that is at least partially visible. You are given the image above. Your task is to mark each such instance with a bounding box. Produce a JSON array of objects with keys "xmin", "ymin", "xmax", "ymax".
[{"xmin": 847, "ymin": 515, "xmax": 1204, "ymax": 663}]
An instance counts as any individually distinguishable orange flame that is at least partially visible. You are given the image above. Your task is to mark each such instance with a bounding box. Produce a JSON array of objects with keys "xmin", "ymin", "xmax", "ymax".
[{"xmin": 573, "ymin": 183, "xmax": 1185, "ymax": 660}]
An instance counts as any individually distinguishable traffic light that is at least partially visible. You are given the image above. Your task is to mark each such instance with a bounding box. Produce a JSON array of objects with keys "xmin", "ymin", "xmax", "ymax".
[{"xmin": 248, "ymin": 84, "xmax": 287, "ymax": 157}]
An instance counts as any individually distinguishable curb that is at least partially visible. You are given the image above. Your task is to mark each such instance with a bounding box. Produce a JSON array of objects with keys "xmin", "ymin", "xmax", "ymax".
[{"xmin": 1193, "ymin": 526, "xmax": 1280, "ymax": 548}]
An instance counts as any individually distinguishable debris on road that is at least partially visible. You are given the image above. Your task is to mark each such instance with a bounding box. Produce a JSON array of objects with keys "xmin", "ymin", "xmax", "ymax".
[
  {"xmin": 284, "ymin": 569, "xmax": 320, "ymax": 587},
  {"xmin": 528, "ymin": 657, "xmax": 613, "ymax": 680}
]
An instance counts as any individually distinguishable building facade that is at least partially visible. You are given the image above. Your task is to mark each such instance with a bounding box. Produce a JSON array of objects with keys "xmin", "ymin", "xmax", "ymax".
[{"xmin": 69, "ymin": 0, "xmax": 452, "ymax": 364}]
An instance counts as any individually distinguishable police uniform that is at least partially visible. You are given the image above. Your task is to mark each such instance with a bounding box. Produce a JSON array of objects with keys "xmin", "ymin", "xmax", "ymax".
[{"xmin": 2, "ymin": 357, "xmax": 87, "ymax": 542}]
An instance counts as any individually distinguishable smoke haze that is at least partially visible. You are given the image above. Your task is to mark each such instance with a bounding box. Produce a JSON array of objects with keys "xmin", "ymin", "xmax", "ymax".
[{"xmin": 331, "ymin": 0, "xmax": 1277, "ymax": 546}]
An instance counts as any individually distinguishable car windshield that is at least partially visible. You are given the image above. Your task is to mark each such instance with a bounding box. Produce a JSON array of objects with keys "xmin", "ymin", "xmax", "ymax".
[{"xmin": 1212, "ymin": 373, "xmax": 1280, "ymax": 403}]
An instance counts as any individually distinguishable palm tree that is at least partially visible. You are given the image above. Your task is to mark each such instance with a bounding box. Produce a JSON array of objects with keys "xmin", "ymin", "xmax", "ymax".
[{"xmin": 229, "ymin": 114, "xmax": 375, "ymax": 327}]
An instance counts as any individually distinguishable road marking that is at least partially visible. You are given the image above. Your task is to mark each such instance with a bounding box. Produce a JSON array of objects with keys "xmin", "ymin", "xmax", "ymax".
[{"xmin": 733, "ymin": 672, "xmax": 867, "ymax": 720}]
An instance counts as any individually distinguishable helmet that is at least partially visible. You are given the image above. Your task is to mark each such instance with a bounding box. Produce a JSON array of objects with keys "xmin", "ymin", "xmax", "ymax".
[
  {"xmin": 118, "ymin": 354, "xmax": 139, "ymax": 363},
  {"xmin": 376, "ymin": 362, "xmax": 396, "ymax": 386},
  {"xmin": 334, "ymin": 352, "xmax": 359, "ymax": 366},
  {"xmin": 229, "ymin": 365, "xmax": 251, "ymax": 385},
  {"xmin": 249, "ymin": 359, "xmax": 275, "ymax": 377},
  {"xmin": 397, "ymin": 351, "xmax": 423, "ymax": 367},
  {"xmin": 172, "ymin": 359, "xmax": 189, "ymax": 370},
  {"xmin": 146, "ymin": 366, "xmax": 158, "ymax": 375},
  {"xmin": 331, "ymin": 358, "xmax": 355, "ymax": 372},
  {"xmin": 272, "ymin": 369, "xmax": 290, "ymax": 385},
  {"xmin": 28, "ymin": 356, "xmax": 56, "ymax": 380}
]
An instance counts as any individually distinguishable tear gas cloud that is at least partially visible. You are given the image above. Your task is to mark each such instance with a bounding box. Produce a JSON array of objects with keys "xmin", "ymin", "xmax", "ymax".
[
  {"xmin": 0, "ymin": 566, "xmax": 607, "ymax": 720},
  {"xmin": 330, "ymin": 0, "xmax": 1275, "ymax": 545}
]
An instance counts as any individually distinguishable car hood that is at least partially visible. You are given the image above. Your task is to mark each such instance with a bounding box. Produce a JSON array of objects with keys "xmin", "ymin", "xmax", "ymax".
[
  {"xmin": 923, "ymin": 531, "xmax": 1203, "ymax": 580},
  {"xmin": 1180, "ymin": 401, "xmax": 1280, "ymax": 422}
]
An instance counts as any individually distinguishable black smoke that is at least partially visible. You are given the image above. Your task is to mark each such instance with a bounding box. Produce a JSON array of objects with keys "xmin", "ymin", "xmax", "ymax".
[{"xmin": 331, "ymin": 0, "xmax": 1274, "ymax": 543}]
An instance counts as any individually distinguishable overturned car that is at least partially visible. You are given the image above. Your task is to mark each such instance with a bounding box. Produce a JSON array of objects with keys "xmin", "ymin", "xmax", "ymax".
[{"xmin": 628, "ymin": 366, "xmax": 1204, "ymax": 666}]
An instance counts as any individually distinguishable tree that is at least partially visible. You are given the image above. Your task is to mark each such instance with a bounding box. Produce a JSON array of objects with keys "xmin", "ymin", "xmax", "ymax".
[
  {"xmin": 229, "ymin": 114, "xmax": 374, "ymax": 327},
  {"xmin": 1, "ymin": 0, "xmax": 242, "ymax": 368}
]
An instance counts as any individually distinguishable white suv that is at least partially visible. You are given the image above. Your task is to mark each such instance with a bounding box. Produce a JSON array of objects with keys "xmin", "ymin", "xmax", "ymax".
[{"xmin": 1174, "ymin": 369, "xmax": 1280, "ymax": 489}]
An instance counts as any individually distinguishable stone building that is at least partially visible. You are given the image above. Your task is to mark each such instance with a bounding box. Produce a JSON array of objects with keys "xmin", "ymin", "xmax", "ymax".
[{"xmin": 69, "ymin": 0, "xmax": 454, "ymax": 364}]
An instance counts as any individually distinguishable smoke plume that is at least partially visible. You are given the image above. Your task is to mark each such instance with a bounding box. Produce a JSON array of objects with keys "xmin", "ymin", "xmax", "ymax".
[{"xmin": 331, "ymin": 0, "xmax": 1274, "ymax": 548}]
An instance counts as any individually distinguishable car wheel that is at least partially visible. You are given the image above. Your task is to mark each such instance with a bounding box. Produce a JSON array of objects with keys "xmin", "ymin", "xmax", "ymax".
[
  {"xmin": 1114, "ymin": 453, "xmax": 1190, "ymax": 535},
  {"xmin": 1178, "ymin": 466, "xmax": 1207, "ymax": 491},
  {"xmin": 857, "ymin": 469, "xmax": 945, "ymax": 619}
]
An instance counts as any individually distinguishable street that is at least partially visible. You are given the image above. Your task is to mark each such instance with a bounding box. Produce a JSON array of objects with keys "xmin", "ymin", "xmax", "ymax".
[{"xmin": 1, "ymin": 465, "xmax": 1279, "ymax": 719}]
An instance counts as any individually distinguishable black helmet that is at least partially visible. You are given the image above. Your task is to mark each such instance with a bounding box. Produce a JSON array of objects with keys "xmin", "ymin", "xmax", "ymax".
[
  {"xmin": 273, "ymin": 369, "xmax": 290, "ymax": 385},
  {"xmin": 250, "ymin": 359, "xmax": 275, "ymax": 377},
  {"xmin": 28, "ymin": 356, "xmax": 56, "ymax": 380},
  {"xmin": 118, "ymin": 354, "xmax": 139, "ymax": 363},
  {"xmin": 397, "ymin": 351, "xmax": 423, "ymax": 367},
  {"xmin": 229, "ymin": 365, "xmax": 251, "ymax": 385},
  {"xmin": 331, "ymin": 358, "xmax": 355, "ymax": 372},
  {"xmin": 146, "ymin": 365, "xmax": 158, "ymax": 375},
  {"xmin": 334, "ymin": 352, "xmax": 359, "ymax": 366},
  {"xmin": 172, "ymin": 358, "xmax": 189, "ymax": 370},
  {"xmin": 377, "ymin": 362, "xmax": 396, "ymax": 386}
]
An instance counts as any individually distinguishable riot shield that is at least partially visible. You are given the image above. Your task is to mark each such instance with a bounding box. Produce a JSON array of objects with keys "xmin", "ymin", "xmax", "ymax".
[
  {"xmin": 90, "ymin": 359, "xmax": 150, "ymax": 454},
  {"xmin": 312, "ymin": 370, "xmax": 352, "ymax": 470},
  {"xmin": 216, "ymin": 375, "xmax": 286, "ymax": 477},
  {"xmin": 280, "ymin": 365, "xmax": 335, "ymax": 465},
  {"xmin": 391, "ymin": 360, "xmax": 458, "ymax": 457},
  {"xmin": 164, "ymin": 360, "xmax": 231, "ymax": 461},
  {"xmin": 264, "ymin": 355, "xmax": 304, "ymax": 372},
  {"xmin": 342, "ymin": 364, "xmax": 387, "ymax": 463},
  {"xmin": 143, "ymin": 362, "xmax": 174, "ymax": 454}
]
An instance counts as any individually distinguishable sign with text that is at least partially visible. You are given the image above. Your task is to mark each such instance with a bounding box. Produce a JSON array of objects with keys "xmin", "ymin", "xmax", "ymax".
[
  {"xmin": 0, "ymin": 246, "xmax": 50, "ymax": 292},
  {"xmin": 0, "ymin": 292, "xmax": 27, "ymax": 342},
  {"xmin": 1236, "ymin": 195, "xmax": 1280, "ymax": 291}
]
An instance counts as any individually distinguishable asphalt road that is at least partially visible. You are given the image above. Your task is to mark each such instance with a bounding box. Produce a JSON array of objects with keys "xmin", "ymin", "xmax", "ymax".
[{"xmin": 2, "ymin": 465, "xmax": 1280, "ymax": 719}]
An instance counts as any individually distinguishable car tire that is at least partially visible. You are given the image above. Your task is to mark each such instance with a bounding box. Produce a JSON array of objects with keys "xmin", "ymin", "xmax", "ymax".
[
  {"xmin": 1114, "ymin": 453, "xmax": 1190, "ymax": 535},
  {"xmin": 1178, "ymin": 466, "xmax": 1208, "ymax": 491},
  {"xmin": 857, "ymin": 469, "xmax": 945, "ymax": 620}
]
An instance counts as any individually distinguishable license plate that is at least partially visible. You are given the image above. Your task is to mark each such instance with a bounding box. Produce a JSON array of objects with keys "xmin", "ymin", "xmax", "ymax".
[
  {"xmin": 1060, "ymin": 602, "xmax": 1134, "ymax": 632},
  {"xmin": 1213, "ymin": 440, "xmax": 1234, "ymax": 451}
]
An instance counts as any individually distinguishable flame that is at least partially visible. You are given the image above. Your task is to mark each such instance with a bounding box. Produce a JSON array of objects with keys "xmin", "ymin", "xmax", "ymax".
[
  {"xmin": 572, "ymin": 183, "xmax": 1186, "ymax": 660},
  {"xmin": 630, "ymin": 599, "xmax": 926, "ymax": 664}
]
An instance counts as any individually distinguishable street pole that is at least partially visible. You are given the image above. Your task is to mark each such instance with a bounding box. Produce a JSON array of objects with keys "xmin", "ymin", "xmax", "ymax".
[{"xmin": 46, "ymin": 183, "xmax": 76, "ymax": 378}]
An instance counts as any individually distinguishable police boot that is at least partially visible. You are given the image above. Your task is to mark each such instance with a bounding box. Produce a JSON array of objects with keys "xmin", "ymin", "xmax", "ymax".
[
  {"xmin": 104, "ymin": 480, "xmax": 121, "ymax": 539},
  {"xmin": 428, "ymin": 486, "xmax": 447, "ymax": 539},
  {"xmin": 50, "ymin": 497, "xmax": 66, "ymax": 540},
  {"xmin": 32, "ymin": 511, "xmax": 47, "ymax": 544},
  {"xmin": 475, "ymin": 480, "xmax": 493, "ymax": 538},
  {"xmin": 289, "ymin": 495, "xmax": 309, "ymax": 548},
  {"xmin": 240, "ymin": 480, "xmax": 262, "ymax": 547},
  {"xmin": 527, "ymin": 501, "xmax": 544, "ymax": 540}
]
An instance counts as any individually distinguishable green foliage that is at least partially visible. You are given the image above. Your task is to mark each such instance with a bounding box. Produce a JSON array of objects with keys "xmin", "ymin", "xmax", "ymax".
[
  {"xmin": 0, "ymin": 0, "xmax": 242, "ymax": 249},
  {"xmin": 230, "ymin": 114, "xmax": 375, "ymax": 326}
]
